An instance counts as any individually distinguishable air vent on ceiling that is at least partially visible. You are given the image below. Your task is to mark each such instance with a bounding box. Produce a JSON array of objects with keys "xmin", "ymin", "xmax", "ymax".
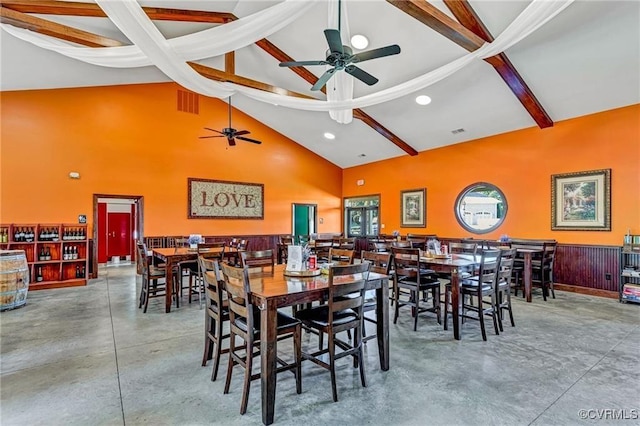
[
  {"xmin": 177, "ymin": 89, "xmax": 199, "ymax": 114},
  {"xmin": 451, "ymin": 128, "xmax": 465, "ymax": 135}
]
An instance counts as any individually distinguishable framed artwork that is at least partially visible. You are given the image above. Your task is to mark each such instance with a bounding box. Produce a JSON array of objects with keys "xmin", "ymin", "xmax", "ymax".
[
  {"xmin": 188, "ymin": 178, "xmax": 264, "ymax": 219},
  {"xmin": 401, "ymin": 188, "xmax": 426, "ymax": 228},
  {"xmin": 551, "ymin": 169, "xmax": 611, "ymax": 231}
]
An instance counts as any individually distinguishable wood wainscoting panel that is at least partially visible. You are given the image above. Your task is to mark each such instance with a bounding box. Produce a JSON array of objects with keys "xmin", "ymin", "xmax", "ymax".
[{"xmin": 554, "ymin": 244, "xmax": 620, "ymax": 292}]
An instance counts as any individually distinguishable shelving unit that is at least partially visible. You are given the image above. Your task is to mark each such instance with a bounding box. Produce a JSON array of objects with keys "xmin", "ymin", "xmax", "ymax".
[
  {"xmin": 0, "ymin": 223, "xmax": 88, "ymax": 290},
  {"xmin": 620, "ymin": 234, "xmax": 640, "ymax": 303}
]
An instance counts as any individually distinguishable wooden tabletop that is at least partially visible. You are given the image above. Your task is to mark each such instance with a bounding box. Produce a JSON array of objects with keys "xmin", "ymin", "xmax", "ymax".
[{"xmin": 207, "ymin": 264, "xmax": 387, "ymax": 302}]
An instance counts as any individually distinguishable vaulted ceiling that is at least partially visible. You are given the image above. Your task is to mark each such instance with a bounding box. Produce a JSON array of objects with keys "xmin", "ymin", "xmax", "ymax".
[{"xmin": 1, "ymin": 1, "xmax": 638, "ymax": 168}]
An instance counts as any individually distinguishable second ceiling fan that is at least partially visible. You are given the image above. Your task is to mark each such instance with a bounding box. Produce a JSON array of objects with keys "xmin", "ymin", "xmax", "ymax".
[
  {"xmin": 279, "ymin": 1, "xmax": 401, "ymax": 91},
  {"xmin": 199, "ymin": 97, "xmax": 262, "ymax": 146}
]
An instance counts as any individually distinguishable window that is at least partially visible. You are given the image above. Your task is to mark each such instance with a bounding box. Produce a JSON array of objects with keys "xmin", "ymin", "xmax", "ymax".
[
  {"xmin": 454, "ymin": 183, "xmax": 507, "ymax": 234},
  {"xmin": 344, "ymin": 195, "xmax": 380, "ymax": 237}
]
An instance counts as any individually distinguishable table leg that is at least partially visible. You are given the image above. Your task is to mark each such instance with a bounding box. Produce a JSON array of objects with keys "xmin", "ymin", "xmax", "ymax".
[
  {"xmin": 260, "ymin": 298, "xmax": 278, "ymax": 425},
  {"xmin": 524, "ymin": 252, "xmax": 533, "ymax": 303},
  {"xmin": 165, "ymin": 258, "xmax": 173, "ymax": 313},
  {"xmin": 451, "ymin": 267, "xmax": 461, "ymax": 340},
  {"xmin": 375, "ymin": 277, "xmax": 390, "ymax": 371}
]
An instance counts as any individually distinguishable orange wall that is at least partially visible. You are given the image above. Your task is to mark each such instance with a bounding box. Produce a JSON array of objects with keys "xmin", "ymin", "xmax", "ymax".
[
  {"xmin": 0, "ymin": 83, "xmax": 343, "ymax": 236},
  {"xmin": 343, "ymin": 104, "xmax": 640, "ymax": 245}
]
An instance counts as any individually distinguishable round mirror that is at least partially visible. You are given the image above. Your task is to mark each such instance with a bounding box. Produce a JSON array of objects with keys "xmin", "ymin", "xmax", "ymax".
[{"xmin": 454, "ymin": 182, "xmax": 507, "ymax": 234}]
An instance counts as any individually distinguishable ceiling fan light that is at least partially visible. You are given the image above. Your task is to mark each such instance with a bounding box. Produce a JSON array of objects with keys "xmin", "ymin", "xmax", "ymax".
[
  {"xmin": 324, "ymin": 132, "xmax": 336, "ymax": 140},
  {"xmin": 351, "ymin": 34, "xmax": 369, "ymax": 50},
  {"xmin": 415, "ymin": 95, "xmax": 432, "ymax": 106}
]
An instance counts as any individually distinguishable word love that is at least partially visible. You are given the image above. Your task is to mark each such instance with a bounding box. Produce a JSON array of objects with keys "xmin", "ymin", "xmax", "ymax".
[{"xmin": 200, "ymin": 191, "xmax": 257, "ymax": 208}]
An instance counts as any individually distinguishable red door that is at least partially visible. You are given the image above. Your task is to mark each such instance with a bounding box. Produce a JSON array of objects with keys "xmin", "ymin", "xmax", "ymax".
[{"xmin": 107, "ymin": 212, "xmax": 131, "ymax": 259}]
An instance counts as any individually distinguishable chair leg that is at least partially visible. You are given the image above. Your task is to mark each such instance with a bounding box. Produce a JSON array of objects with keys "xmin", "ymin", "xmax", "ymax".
[
  {"xmin": 413, "ymin": 290, "xmax": 420, "ymax": 331},
  {"xmin": 506, "ymin": 290, "xmax": 515, "ymax": 327},
  {"xmin": 240, "ymin": 338, "xmax": 253, "ymax": 415},
  {"xmin": 329, "ymin": 333, "xmax": 338, "ymax": 403},
  {"xmin": 433, "ymin": 287, "xmax": 441, "ymax": 325},
  {"xmin": 223, "ymin": 336, "xmax": 235, "ymax": 395},
  {"xmin": 202, "ymin": 316, "xmax": 214, "ymax": 367},
  {"xmin": 492, "ymin": 293, "xmax": 501, "ymax": 335},
  {"xmin": 294, "ymin": 325, "xmax": 302, "ymax": 395},
  {"xmin": 357, "ymin": 326, "xmax": 366, "ymax": 388},
  {"xmin": 142, "ymin": 278, "xmax": 151, "ymax": 313},
  {"xmin": 477, "ymin": 297, "xmax": 487, "ymax": 341},
  {"xmin": 211, "ymin": 317, "xmax": 224, "ymax": 381},
  {"xmin": 443, "ymin": 288, "xmax": 449, "ymax": 331}
]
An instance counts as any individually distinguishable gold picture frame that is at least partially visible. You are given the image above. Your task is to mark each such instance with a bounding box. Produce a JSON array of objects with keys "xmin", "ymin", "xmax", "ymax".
[
  {"xmin": 551, "ymin": 169, "xmax": 611, "ymax": 231},
  {"xmin": 401, "ymin": 188, "xmax": 426, "ymax": 228}
]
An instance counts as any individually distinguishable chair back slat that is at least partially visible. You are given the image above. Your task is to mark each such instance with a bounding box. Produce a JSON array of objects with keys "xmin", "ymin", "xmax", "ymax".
[
  {"xmin": 327, "ymin": 263, "xmax": 370, "ymax": 323},
  {"xmin": 240, "ymin": 249, "xmax": 275, "ymax": 274},
  {"xmin": 360, "ymin": 251, "xmax": 392, "ymax": 275},
  {"xmin": 328, "ymin": 248, "xmax": 355, "ymax": 265},
  {"xmin": 200, "ymin": 256, "xmax": 225, "ymax": 310},
  {"xmin": 449, "ymin": 241, "xmax": 478, "ymax": 256},
  {"xmin": 220, "ymin": 263, "xmax": 252, "ymax": 328}
]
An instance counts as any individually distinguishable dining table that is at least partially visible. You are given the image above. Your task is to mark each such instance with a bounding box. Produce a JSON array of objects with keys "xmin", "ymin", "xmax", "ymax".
[
  {"xmin": 209, "ymin": 263, "xmax": 390, "ymax": 425},
  {"xmin": 419, "ymin": 254, "xmax": 479, "ymax": 341},
  {"xmin": 152, "ymin": 246, "xmax": 227, "ymax": 313}
]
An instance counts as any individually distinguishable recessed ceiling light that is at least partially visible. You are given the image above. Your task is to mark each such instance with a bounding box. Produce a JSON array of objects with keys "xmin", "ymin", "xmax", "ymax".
[
  {"xmin": 415, "ymin": 95, "xmax": 432, "ymax": 105},
  {"xmin": 358, "ymin": 154, "xmax": 366, "ymax": 157},
  {"xmin": 324, "ymin": 132, "xmax": 336, "ymax": 140},
  {"xmin": 351, "ymin": 34, "xmax": 369, "ymax": 50}
]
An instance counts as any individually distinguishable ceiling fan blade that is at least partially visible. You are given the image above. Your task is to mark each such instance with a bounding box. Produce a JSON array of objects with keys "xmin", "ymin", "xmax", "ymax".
[
  {"xmin": 199, "ymin": 135, "xmax": 225, "ymax": 139},
  {"xmin": 345, "ymin": 65, "xmax": 379, "ymax": 86},
  {"xmin": 227, "ymin": 137, "xmax": 236, "ymax": 146},
  {"xmin": 351, "ymin": 44, "xmax": 401, "ymax": 63},
  {"xmin": 311, "ymin": 68, "xmax": 337, "ymax": 91},
  {"xmin": 234, "ymin": 130, "xmax": 250, "ymax": 136},
  {"xmin": 237, "ymin": 136, "xmax": 262, "ymax": 145},
  {"xmin": 204, "ymin": 127, "xmax": 224, "ymax": 135},
  {"xmin": 324, "ymin": 29, "xmax": 344, "ymax": 54},
  {"xmin": 280, "ymin": 60, "xmax": 328, "ymax": 67}
]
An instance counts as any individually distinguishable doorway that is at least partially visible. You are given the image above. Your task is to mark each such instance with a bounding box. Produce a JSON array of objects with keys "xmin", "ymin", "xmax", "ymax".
[
  {"xmin": 292, "ymin": 203, "xmax": 317, "ymax": 240},
  {"xmin": 93, "ymin": 194, "xmax": 144, "ymax": 278}
]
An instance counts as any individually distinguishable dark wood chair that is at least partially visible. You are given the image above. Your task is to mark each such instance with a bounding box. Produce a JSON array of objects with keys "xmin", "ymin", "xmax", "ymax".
[
  {"xmin": 220, "ymin": 262, "xmax": 302, "ymax": 415},
  {"xmin": 278, "ymin": 235, "xmax": 295, "ymax": 264},
  {"xmin": 240, "ymin": 249, "xmax": 275, "ymax": 274},
  {"xmin": 449, "ymin": 241, "xmax": 478, "ymax": 256},
  {"xmin": 188, "ymin": 242, "xmax": 226, "ymax": 307},
  {"xmin": 294, "ymin": 262, "xmax": 370, "ymax": 402},
  {"xmin": 360, "ymin": 251, "xmax": 392, "ymax": 343},
  {"xmin": 531, "ymin": 241, "xmax": 557, "ymax": 300},
  {"xmin": 496, "ymin": 248, "xmax": 517, "ymax": 330},
  {"xmin": 391, "ymin": 247, "xmax": 441, "ymax": 331},
  {"xmin": 336, "ymin": 237, "xmax": 355, "ymax": 250},
  {"xmin": 391, "ymin": 240, "xmax": 414, "ymax": 249},
  {"xmin": 200, "ymin": 256, "xmax": 230, "ymax": 382},
  {"xmin": 328, "ymin": 247, "xmax": 355, "ymax": 265},
  {"xmin": 312, "ymin": 238, "xmax": 334, "ymax": 262},
  {"xmin": 444, "ymin": 248, "xmax": 501, "ymax": 340},
  {"xmin": 136, "ymin": 241, "xmax": 169, "ymax": 313}
]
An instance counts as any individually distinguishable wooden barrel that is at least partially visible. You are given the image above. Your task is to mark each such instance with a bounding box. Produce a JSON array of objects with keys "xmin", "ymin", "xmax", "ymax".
[{"xmin": 0, "ymin": 250, "xmax": 30, "ymax": 311}]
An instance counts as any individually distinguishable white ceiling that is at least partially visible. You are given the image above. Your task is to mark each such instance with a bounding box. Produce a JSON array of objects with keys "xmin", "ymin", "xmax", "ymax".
[{"xmin": 1, "ymin": 0, "xmax": 638, "ymax": 168}]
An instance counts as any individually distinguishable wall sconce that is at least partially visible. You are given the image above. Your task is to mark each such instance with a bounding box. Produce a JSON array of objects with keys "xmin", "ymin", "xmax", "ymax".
[
  {"xmin": 356, "ymin": 179, "xmax": 365, "ymax": 186},
  {"xmin": 69, "ymin": 172, "xmax": 80, "ymax": 179}
]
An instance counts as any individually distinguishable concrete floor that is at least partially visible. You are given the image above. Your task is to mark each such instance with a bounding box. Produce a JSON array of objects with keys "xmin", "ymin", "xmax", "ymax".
[{"xmin": 1, "ymin": 265, "xmax": 639, "ymax": 426}]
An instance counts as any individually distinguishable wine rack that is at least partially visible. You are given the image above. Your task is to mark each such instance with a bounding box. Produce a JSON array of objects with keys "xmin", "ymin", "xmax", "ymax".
[{"xmin": 0, "ymin": 223, "xmax": 88, "ymax": 290}]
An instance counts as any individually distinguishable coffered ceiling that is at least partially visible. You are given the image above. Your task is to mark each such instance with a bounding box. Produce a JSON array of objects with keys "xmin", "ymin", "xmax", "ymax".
[{"xmin": 1, "ymin": 1, "xmax": 638, "ymax": 168}]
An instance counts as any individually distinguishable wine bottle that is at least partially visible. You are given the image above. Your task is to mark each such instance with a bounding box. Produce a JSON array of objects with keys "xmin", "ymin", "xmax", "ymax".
[
  {"xmin": 73, "ymin": 246, "xmax": 78, "ymax": 260},
  {"xmin": 45, "ymin": 247, "xmax": 51, "ymax": 261},
  {"xmin": 36, "ymin": 266, "xmax": 43, "ymax": 282},
  {"xmin": 81, "ymin": 265, "xmax": 86, "ymax": 278},
  {"xmin": 39, "ymin": 246, "xmax": 45, "ymax": 261},
  {"xmin": 75, "ymin": 265, "xmax": 80, "ymax": 279}
]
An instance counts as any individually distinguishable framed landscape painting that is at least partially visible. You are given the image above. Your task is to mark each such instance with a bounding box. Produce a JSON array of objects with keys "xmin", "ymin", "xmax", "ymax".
[
  {"xmin": 401, "ymin": 188, "xmax": 426, "ymax": 228},
  {"xmin": 551, "ymin": 169, "xmax": 611, "ymax": 231}
]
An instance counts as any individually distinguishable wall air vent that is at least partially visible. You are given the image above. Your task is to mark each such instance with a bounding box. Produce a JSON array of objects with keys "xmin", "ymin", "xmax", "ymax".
[
  {"xmin": 177, "ymin": 89, "xmax": 199, "ymax": 114},
  {"xmin": 451, "ymin": 128, "xmax": 465, "ymax": 135}
]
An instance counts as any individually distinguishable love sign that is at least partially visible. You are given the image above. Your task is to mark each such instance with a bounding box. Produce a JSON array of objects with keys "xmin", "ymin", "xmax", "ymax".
[{"xmin": 188, "ymin": 178, "xmax": 264, "ymax": 219}]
